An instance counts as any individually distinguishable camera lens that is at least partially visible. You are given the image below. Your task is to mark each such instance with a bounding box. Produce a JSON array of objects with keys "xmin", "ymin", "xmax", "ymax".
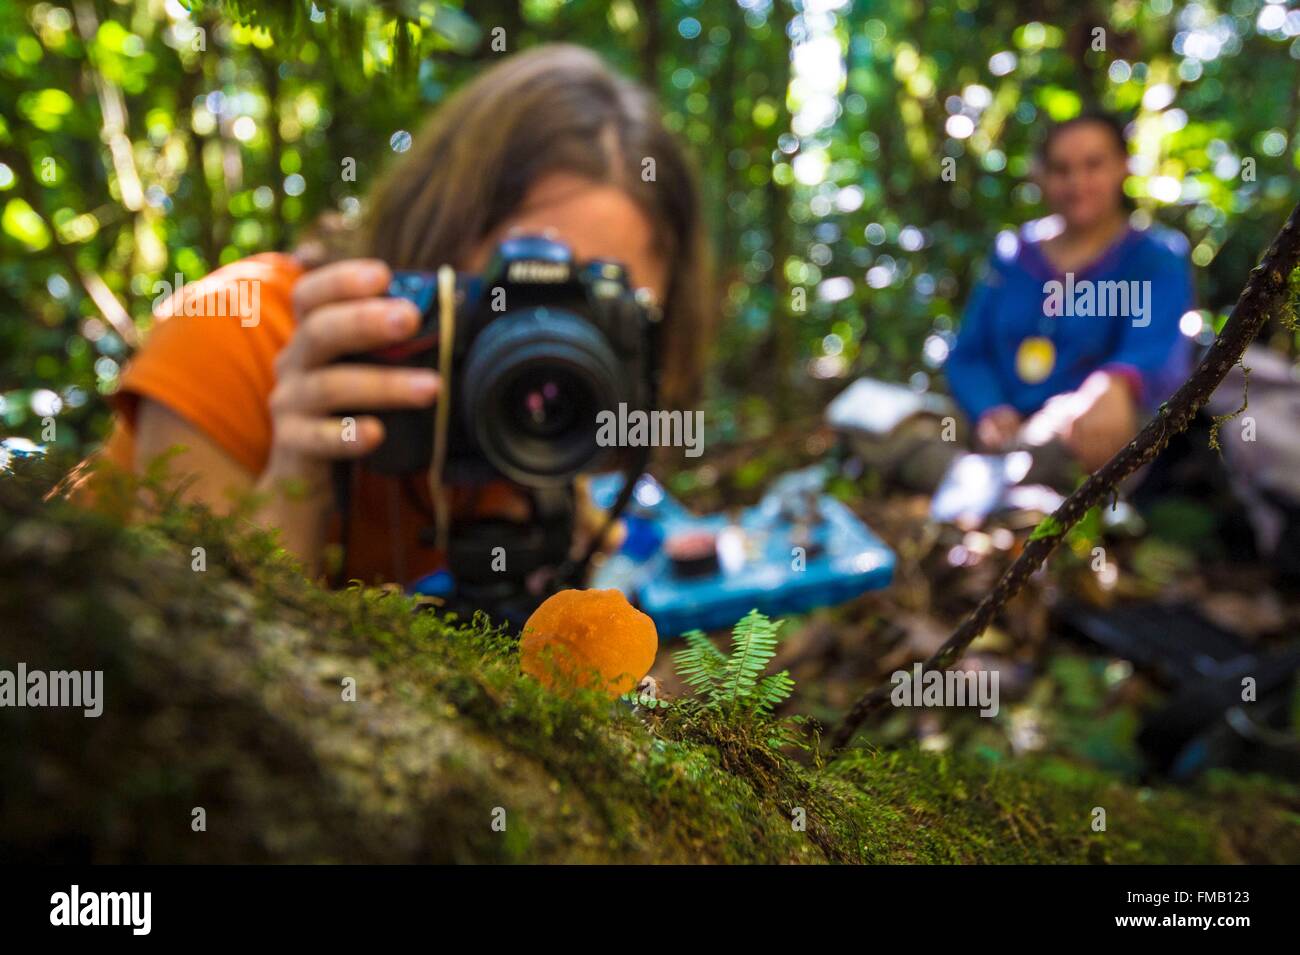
[
  {"xmin": 506, "ymin": 369, "xmax": 584, "ymax": 440},
  {"xmin": 461, "ymin": 308, "xmax": 625, "ymax": 486}
]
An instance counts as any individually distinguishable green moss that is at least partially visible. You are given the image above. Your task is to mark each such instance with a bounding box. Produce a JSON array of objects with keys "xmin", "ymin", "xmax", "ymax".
[
  {"xmin": 1029, "ymin": 515, "xmax": 1065, "ymax": 541},
  {"xmin": 1, "ymin": 456, "xmax": 1296, "ymax": 863}
]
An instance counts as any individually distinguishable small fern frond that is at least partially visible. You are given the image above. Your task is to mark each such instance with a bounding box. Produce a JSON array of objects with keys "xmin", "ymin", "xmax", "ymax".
[
  {"xmin": 753, "ymin": 670, "xmax": 795, "ymax": 713},
  {"xmin": 672, "ymin": 629, "xmax": 727, "ymax": 696},
  {"xmin": 719, "ymin": 609, "xmax": 780, "ymax": 704},
  {"xmin": 672, "ymin": 612, "xmax": 796, "ymax": 716}
]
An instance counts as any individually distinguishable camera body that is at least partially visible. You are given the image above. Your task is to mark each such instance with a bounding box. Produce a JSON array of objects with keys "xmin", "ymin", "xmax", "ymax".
[{"xmin": 346, "ymin": 235, "xmax": 660, "ymax": 487}]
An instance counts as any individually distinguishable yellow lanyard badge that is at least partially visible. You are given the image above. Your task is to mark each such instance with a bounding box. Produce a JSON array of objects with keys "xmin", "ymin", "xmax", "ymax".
[{"xmin": 1015, "ymin": 336, "xmax": 1056, "ymax": 384}]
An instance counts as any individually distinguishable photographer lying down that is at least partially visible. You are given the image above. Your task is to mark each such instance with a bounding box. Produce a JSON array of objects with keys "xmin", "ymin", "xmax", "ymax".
[
  {"xmin": 96, "ymin": 46, "xmax": 711, "ymax": 619},
  {"xmin": 934, "ymin": 112, "xmax": 1195, "ymax": 491}
]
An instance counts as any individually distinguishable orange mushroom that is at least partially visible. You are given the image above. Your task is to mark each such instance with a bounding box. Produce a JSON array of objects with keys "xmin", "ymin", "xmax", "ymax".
[{"xmin": 520, "ymin": 588, "xmax": 658, "ymax": 697}]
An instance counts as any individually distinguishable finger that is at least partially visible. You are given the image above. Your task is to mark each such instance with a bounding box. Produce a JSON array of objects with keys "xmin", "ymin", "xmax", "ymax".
[
  {"xmin": 573, "ymin": 477, "xmax": 626, "ymax": 558},
  {"xmin": 271, "ymin": 365, "xmax": 439, "ymax": 415},
  {"xmin": 275, "ymin": 414, "xmax": 386, "ymax": 459},
  {"xmin": 1101, "ymin": 427, "xmax": 1128, "ymax": 458},
  {"xmin": 1072, "ymin": 425, "xmax": 1105, "ymax": 463},
  {"xmin": 281, "ymin": 297, "xmax": 422, "ymax": 370},
  {"xmin": 291, "ymin": 259, "xmax": 392, "ymax": 320},
  {"xmin": 1061, "ymin": 417, "xmax": 1081, "ymax": 450},
  {"xmin": 1084, "ymin": 438, "xmax": 1111, "ymax": 470}
]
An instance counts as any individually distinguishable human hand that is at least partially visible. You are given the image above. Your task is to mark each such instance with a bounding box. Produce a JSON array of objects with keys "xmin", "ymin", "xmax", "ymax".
[
  {"xmin": 975, "ymin": 405, "xmax": 1023, "ymax": 452},
  {"xmin": 571, "ymin": 475, "xmax": 627, "ymax": 561},
  {"xmin": 1061, "ymin": 371, "xmax": 1137, "ymax": 471},
  {"xmin": 264, "ymin": 259, "xmax": 438, "ymax": 481},
  {"xmin": 254, "ymin": 260, "xmax": 437, "ymax": 569}
]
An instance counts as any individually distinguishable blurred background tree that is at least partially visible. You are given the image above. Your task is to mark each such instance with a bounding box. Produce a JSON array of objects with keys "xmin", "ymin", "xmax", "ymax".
[{"xmin": 2, "ymin": 0, "xmax": 1298, "ymax": 460}]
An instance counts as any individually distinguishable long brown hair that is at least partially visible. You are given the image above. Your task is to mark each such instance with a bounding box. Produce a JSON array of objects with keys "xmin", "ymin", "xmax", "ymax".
[{"xmin": 359, "ymin": 44, "xmax": 711, "ymax": 411}]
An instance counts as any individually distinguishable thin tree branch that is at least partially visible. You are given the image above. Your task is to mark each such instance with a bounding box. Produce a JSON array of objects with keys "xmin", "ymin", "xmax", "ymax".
[
  {"xmin": 829, "ymin": 198, "xmax": 1300, "ymax": 754},
  {"xmin": 641, "ymin": 0, "xmax": 662, "ymax": 89},
  {"xmin": 73, "ymin": 0, "xmax": 145, "ymax": 213}
]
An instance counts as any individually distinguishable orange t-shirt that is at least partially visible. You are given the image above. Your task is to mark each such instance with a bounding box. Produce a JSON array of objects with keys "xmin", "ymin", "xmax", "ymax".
[{"xmin": 104, "ymin": 253, "xmax": 521, "ymax": 586}]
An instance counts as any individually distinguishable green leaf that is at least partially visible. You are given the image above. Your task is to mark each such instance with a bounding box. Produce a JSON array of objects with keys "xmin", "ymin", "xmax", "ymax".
[
  {"xmin": 2, "ymin": 199, "xmax": 50, "ymax": 251},
  {"xmin": 671, "ymin": 629, "xmax": 727, "ymax": 695},
  {"xmin": 719, "ymin": 609, "xmax": 781, "ymax": 706},
  {"xmin": 753, "ymin": 670, "xmax": 795, "ymax": 713},
  {"xmin": 18, "ymin": 89, "xmax": 74, "ymax": 132},
  {"xmin": 1028, "ymin": 515, "xmax": 1064, "ymax": 541},
  {"xmin": 671, "ymin": 611, "xmax": 794, "ymax": 715}
]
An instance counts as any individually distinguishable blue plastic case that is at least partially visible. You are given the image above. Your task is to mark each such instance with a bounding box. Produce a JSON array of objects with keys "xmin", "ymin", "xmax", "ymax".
[{"xmin": 588, "ymin": 470, "xmax": 895, "ymax": 637}]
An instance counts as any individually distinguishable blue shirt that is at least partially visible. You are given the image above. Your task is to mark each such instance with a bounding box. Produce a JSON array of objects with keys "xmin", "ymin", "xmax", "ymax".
[{"xmin": 945, "ymin": 223, "xmax": 1195, "ymax": 421}]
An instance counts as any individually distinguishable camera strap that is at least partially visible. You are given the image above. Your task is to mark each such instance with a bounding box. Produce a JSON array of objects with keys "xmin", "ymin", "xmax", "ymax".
[
  {"xmin": 427, "ymin": 264, "xmax": 458, "ymax": 558},
  {"xmin": 552, "ymin": 443, "xmax": 650, "ymax": 589}
]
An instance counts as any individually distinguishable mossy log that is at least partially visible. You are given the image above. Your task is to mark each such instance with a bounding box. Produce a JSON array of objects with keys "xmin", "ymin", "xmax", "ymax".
[{"xmin": 1, "ymin": 461, "xmax": 1296, "ymax": 863}]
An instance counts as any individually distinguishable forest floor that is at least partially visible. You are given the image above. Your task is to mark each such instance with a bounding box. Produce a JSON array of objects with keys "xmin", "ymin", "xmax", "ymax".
[
  {"xmin": 2, "ymin": 451, "xmax": 1299, "ymax": 863},
  {"xmin": 655, "ymin": 414, "xmax": 1300, "ymax": 786}
]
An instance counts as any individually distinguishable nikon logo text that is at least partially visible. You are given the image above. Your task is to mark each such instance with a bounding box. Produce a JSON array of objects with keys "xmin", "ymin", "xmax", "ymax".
[{"xmin": 507, "ymin": 261, "xmax": 568, "ymax": 283}]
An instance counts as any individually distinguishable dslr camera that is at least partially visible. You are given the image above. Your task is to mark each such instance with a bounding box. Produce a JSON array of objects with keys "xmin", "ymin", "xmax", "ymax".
[
  {"xmin": 348, "ymin": 234, "xmax": 660, "ymax": 485},
  {"xmin": 334, "ymin": 235, "xmax": 661, "ymax": 620}
]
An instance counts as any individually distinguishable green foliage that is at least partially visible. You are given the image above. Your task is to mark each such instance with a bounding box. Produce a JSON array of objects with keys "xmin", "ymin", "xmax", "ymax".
[
  {"xmin": 673, "ymin": 627, "xmax": 729, "ymax": 695},
  {"xmin": 673, "ymin": 609, "xmax": 795, "ymax": 714},
  {"xmin": 1208, "ymin": 358, "xmax": 1250, "ymax": 452},
  {"xmin": 1063, "ymin": 503, "xmax": 1103, "ymax": 552},
  {"xmin": 6, "ymin": 1, "xmax": 1300, "ymax": 458},
  {"xmin": 1028, "ymin": 514, "xmax": 1064, "ymax": 541},
  {"xmin": 619, "ymin": 683, "xmax": 667, "ymax": 710}
]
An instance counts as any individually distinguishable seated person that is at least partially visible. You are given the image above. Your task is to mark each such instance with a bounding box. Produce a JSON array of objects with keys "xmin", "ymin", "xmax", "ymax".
[
  {"xmin": 943, "ymin": 111, "xmax": 1194, "ymax": 485},
  {"xmin": 95, "ymin": 45, "xmax": 711, "ymax": 601}
]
